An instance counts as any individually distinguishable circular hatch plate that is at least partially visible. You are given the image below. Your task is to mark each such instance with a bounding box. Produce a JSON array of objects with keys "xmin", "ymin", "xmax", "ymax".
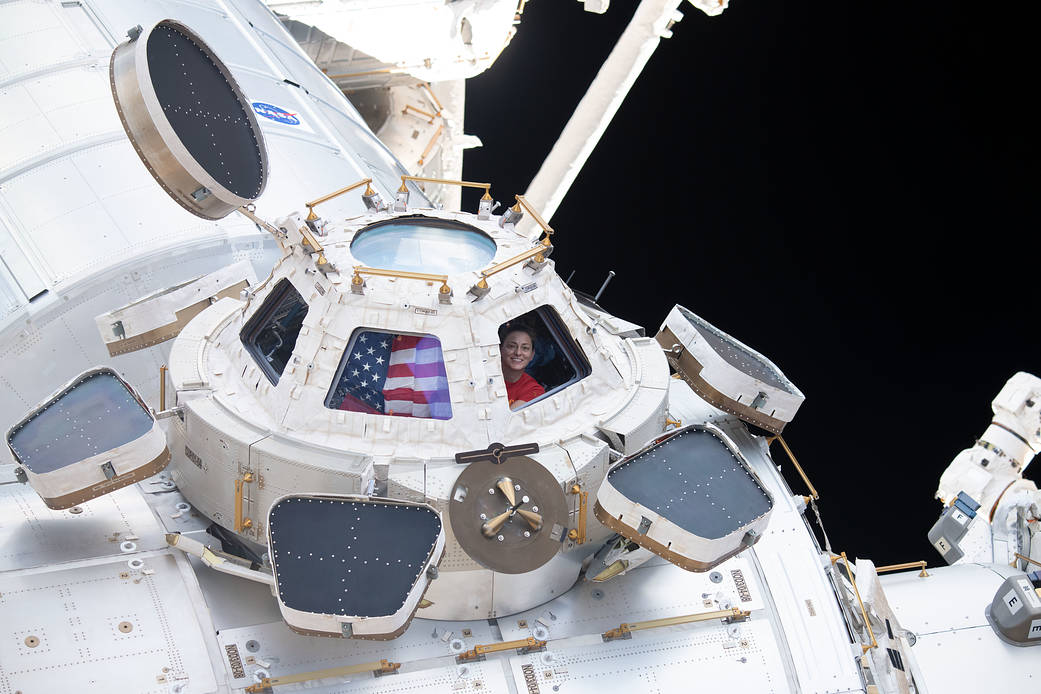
[
  {"xmin": 449, "ymin": 456, "xmax": 567, "ymax": 574},
  {"xmin": 109, "ymin": 20, "xmax": 268, "ymax": 220}
]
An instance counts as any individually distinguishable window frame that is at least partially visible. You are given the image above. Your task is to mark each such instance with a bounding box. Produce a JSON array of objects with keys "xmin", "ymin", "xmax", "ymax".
[
  {"xmin": 502, "ymin": 305, "xmax": 592, "ymax": 410},
  {"xmin": 239, "ymin": 279, "xmax": 308, "ymax": 386},
  {"xmin": 324, "ymin": 327, "xmax": 454, "ymax": 420}
]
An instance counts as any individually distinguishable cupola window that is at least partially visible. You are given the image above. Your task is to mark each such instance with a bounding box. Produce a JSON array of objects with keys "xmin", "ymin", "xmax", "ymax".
[
  {"xmin": 350, "ymin": 216, "xmax": 495, "ymax": 274},
  {"xmin": 240, "ymin": 279, "xmax": 308, "ymax": 385},
  {"xmin": 498, "ymin": 306, "xmax": 591, "ymax": 410},
  {"xmin": 326, "ymin": 329, "xmax": 452, "ymax": 420}
]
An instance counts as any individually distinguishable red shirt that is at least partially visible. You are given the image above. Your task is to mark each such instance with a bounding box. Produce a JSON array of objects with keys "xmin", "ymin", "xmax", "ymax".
[{"xmin": 506, "ymin": 372, "xmax": 544, "ymax": 406}]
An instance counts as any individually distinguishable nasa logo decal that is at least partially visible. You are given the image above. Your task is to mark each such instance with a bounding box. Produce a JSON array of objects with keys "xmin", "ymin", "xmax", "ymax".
[{"xmin": 252, "ymin": 102, "xmax": 300, "ymax": 126}]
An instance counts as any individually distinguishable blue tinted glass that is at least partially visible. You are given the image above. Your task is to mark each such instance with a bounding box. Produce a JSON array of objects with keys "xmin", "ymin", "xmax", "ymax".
[
  {"xmin": 8, "ymin": 371, "xmax": 153, "ymax": 474},
  {"xmin": 350, "ymin": 219, "xmax": 496, "ymax": 274}
]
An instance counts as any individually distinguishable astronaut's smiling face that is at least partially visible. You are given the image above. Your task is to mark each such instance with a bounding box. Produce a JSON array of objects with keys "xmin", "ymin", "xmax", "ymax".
[{"xmin": 501, "ymin": 330, "xmax": 534, "ymax": 382}]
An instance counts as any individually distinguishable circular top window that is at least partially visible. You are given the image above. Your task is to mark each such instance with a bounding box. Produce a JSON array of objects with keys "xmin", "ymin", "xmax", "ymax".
[{"xmin": 350, "ymin": 217, "xmax": 496, "ymax": 274}]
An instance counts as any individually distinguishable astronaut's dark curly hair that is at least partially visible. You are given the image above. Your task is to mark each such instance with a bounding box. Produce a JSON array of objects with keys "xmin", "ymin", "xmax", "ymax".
[{"xmin": 498, "ymin": 322, "xmax": 538, "ymax": 345}]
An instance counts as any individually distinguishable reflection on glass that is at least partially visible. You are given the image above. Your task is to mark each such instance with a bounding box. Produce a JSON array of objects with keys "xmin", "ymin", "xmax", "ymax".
[
  {"xmin": 350, "ymin": 217, "xmax": 496, "ymax": 274},
  {"xmin": 241, "ymin": 279, "xmax": 309, "ymax": 384},
  {"xmin": 327, "ymin": 330, "xmax": 452, "ymax": 420},
  {"xmin": 8, "ymin": 371, "xmax": 153, "ymax": 474}
]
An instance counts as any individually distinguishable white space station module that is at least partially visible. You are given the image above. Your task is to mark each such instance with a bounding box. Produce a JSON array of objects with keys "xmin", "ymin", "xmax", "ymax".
[{"xmin": 0, "ymin": 2, "xmax": 1039, "ymax": 693}]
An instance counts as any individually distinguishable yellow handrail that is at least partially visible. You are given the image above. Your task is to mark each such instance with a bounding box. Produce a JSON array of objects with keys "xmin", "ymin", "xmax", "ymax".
[
  {"xmin": 456, "ymin": 637, "xmax": 545, "ymax": 663},
  {"xmin": 512, "ymin": 194, "xmax": 554, "ymax": 241},
  {"xmin": 875, "ymin": 560, "xmax": 929, "ymax": 577},
  {"xmin": 352, "ymin": 266, "xmax": 451, "ymax": 296},
  {"xmin": 420, "ymin": 82, "xmax": 444, "ymax": 113},
  {"xmin": 245, "ymin": 659, "xmax": 400, "ymax": 692},
  {"xmin": 159, "ymin": 364, "xmax": 167, "ymax": 411},
  {"xmin": 1015, "ymin": 552, "xmax": 1041, "ymax": 568},
  {"xmin": 767, "ymin": 435, "xmax": 820, "ymax": 500},
  {"xmin": 418, "ymin": 124, "xmax": 444, "ymax": 166},
  {"xmin": 400, "ymin": 175, "xmax": 492, "ymax": 201},
  {"xmin": 832, "ymin": 552, "xmax": 878, "ymax": 653},
  {"xmin": 305, "ymin": 178, "xmax": 374, "ymax": 221},
  {"xmin": 473, "ymin": 246, "xmax": 551, "ymax": 292},
  {"xmin": 402, "ymin": 103, "xmax": 437, "ymax": 122},
  {"xmin": 602, "ymin": 607, "xmax": 749, "ymax": 641}
]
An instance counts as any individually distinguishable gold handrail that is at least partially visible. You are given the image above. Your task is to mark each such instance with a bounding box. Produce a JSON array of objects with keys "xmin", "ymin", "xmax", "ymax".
[
  {"xmin": 832, "ymin": 552, "xmax": 878, "ymax": 653},
  {"xmin": 159, "ymin": 364, "xmax": 167, "ymax": 411},
  {"xmin": 767, "ymin": 435, "xmax": 820, "ymax": 500},
  {"xmin": 305, "ymin": 178, "xmax": 374, "ymax": 221},
  {"xmin": 473, "ymin": 246, "xmax": 551, "ymax": 292},
  {"xmin": 512, "ymin": 194, "xmax": 554, "ymax": 242},
  {"xmin": 402, "ymin": 103, "xmax": 437, "ymax": 122},
  {"xmin": 602, "ymin": 607, "xmax": 749, "ymax": 642},
  {"xmin": 420, "ymin": 82, "xmax": 443, "ymax": 113},
  {"xmin": 233, "ymin": 472, "xmax": 254, "ymax": 533},
  {"xmin": 1015, "ymin": 552, "xmax": 1041, "ymax": 568},
  {"xmin": 418, "ymin": 124, "xmax": 444, "ymax": 166},
  {"xmin": 352, "ymin": 265, "xmax": 451, "ymax": 296},
  {"xmin": 400, "ymin": 175, "xmax": 492, "ymax": 201},
  {"xmin": 457, "ymin": 637, "xmax": 545, "ymax": 663},
  {"xmin": 875, "ymin": 560, "xmax": 929, "ymax": 577},
  {"xmin": 567, "ymin": 484, "xmax": 588, "ymax": 545},
  {"xmin": 245, "ymin": 659, "xmax": 400, "ymax": 692}
]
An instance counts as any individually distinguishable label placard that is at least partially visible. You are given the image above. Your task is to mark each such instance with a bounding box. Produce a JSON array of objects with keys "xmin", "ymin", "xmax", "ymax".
[{"xmin": 1005, "ymin": 588, "xmax": 1023, "ymax": 615}]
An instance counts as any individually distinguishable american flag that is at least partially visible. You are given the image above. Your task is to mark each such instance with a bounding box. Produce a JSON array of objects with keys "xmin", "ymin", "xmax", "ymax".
[{"xmin": 335, "ymin": 332, "xmax": 451, "ymax": 419}]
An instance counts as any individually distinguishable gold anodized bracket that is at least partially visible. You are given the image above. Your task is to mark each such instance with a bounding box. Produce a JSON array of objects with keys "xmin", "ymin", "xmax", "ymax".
[
  {"xmin": 296, "ymin": 223, "xmax": 326, "ymax": 260},
  {"xmin": 875, "ymin": 560, "xmax": 930, "ymax": 578},
  {"xmin": 831, "ymin": 552, "xmax": 878, "ymax": 653},
  {"xmin": 766, "ymin": 435, "xmax": 820, "ymax": 501},
  {"xmin": 305, "ymin": 178, "xmax": 375, "ymax": 222}
]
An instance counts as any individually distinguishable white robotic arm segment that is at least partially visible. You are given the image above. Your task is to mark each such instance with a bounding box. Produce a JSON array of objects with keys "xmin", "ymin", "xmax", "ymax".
[
  {"xmin": 936, "ymin": 372, "xmax": 1041, "ymax": 509},
  {"xmin": 991, "ymin": 371, "xmax": 1041, "ymax": 462},
  {"xmin": 932, "ymin": 373, "xmax": 1041, "ymax": 567}
]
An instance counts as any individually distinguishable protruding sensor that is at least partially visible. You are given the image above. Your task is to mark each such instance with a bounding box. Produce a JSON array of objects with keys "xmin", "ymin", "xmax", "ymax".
[{"xmin": 110, "ymin": 20, "xmax": 268, "ymax": 219}]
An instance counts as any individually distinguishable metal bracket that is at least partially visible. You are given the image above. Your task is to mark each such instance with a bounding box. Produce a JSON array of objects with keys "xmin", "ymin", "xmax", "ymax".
[{"xmin": 455, "ymin": 441, "xmax": 540, "ymax": 465}]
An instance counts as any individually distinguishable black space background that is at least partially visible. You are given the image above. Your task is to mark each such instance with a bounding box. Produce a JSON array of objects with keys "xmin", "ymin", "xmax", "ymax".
[{"xmin": 463, "ymin": 2, "xmax": 1038, "ymax": 566}]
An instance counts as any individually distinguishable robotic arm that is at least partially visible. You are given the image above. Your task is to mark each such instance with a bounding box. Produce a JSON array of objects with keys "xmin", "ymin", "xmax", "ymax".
[{"xmin": 932, "ymin": 372, "xmax": 1041, "ymax": 568}]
